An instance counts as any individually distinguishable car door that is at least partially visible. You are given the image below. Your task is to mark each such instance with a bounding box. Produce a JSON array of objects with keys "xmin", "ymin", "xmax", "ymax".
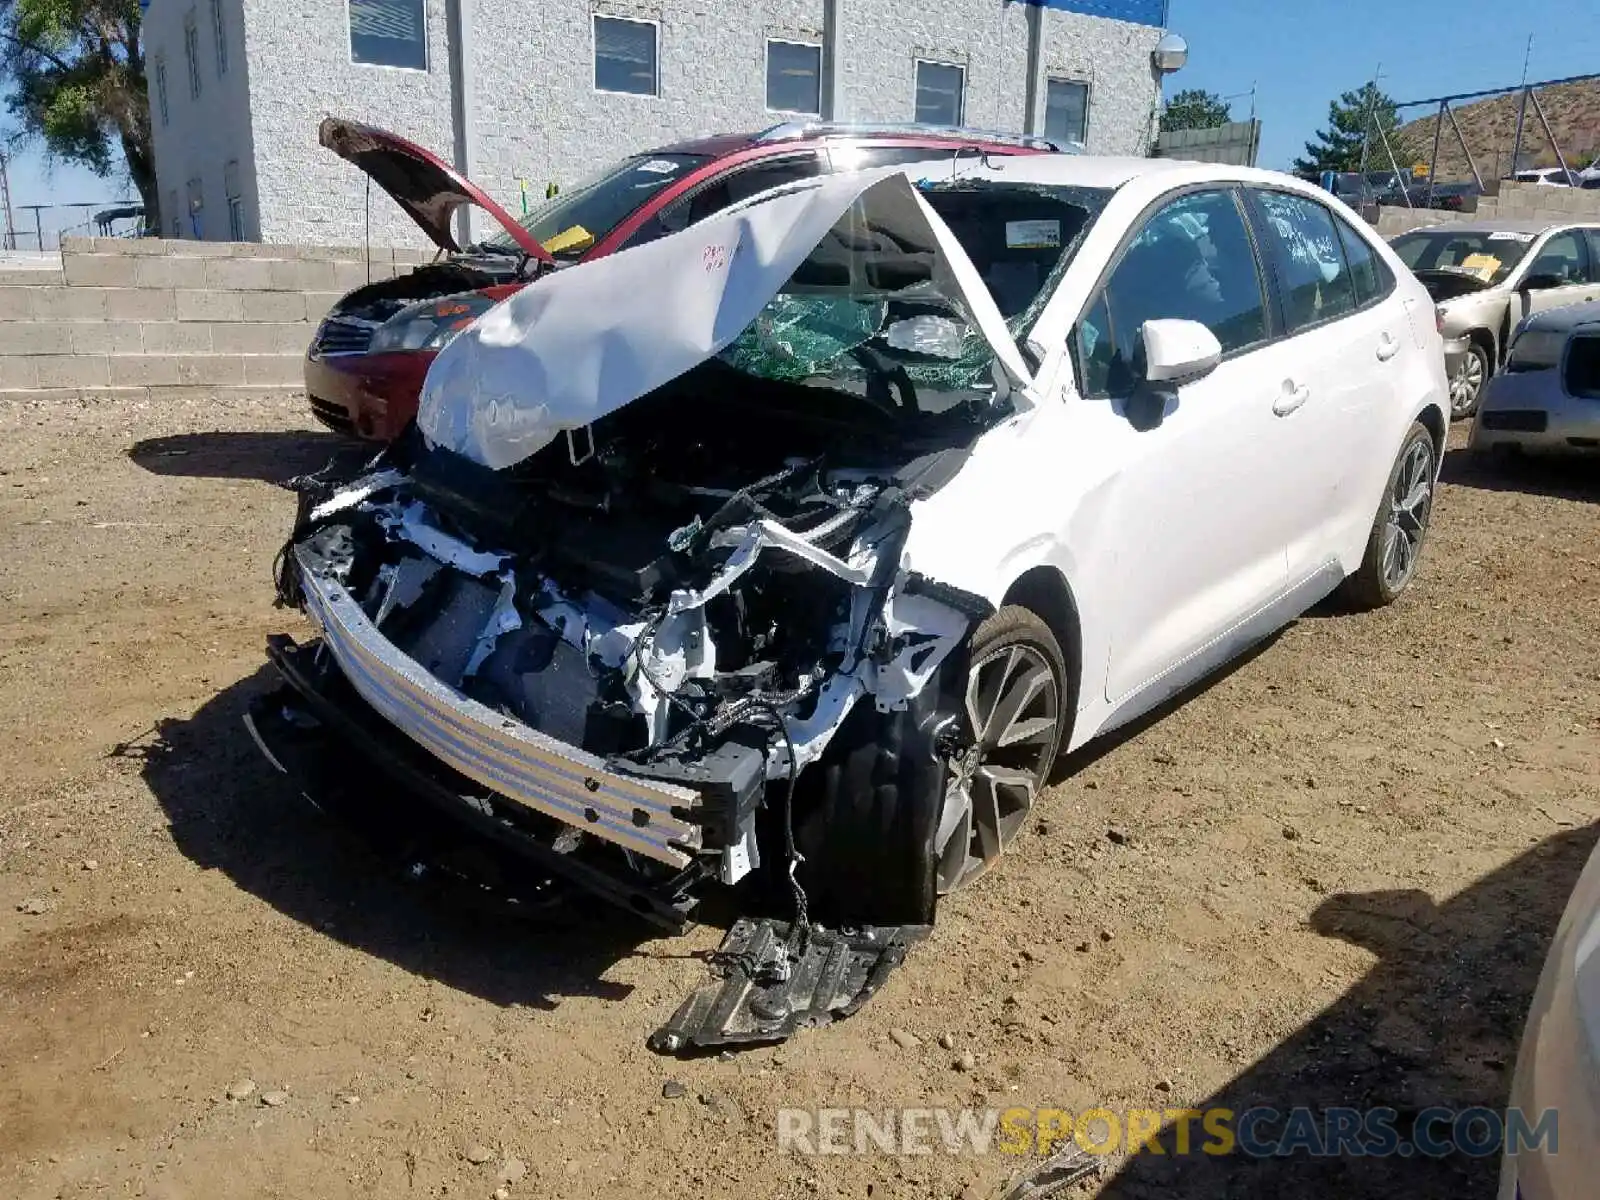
[
  {"xmin": 1073, "ymin": 187, "xmax": 1292, "ymax": 709},
  {"xmin": 1245, "ymin": 187, "xmax": 1409, "ymax": 582},
  {"xmin": 1513, "ymin": 228, "xmax": 1600, "ymax": 321}
]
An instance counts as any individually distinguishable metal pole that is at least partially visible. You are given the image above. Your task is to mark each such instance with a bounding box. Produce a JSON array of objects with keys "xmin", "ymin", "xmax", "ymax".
[
  {"xmin": 1427, "ymin": 100, "xmax": 1445, "ymax": 207},
  {"xmin": 1357, "ymin": 65, "xmax": 1381, "ymax": 179},
  {"xmin": 1375, "ymin": 117, "xmax": 1413, "ymax": 208},
  {"xmin": 1527, "ymin": 88, "xmax": 1574, "ymax": 183},
  {"xmin": 1510, "ymin": 87, "xmax": 1529, "ymax": 178},
  {"xmin": 1444, "ymin": 102, "xmax": 1486, "ymax": 194}
]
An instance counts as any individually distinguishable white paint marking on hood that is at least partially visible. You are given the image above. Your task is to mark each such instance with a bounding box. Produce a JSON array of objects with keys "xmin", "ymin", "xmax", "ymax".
[{"xmin": 416, "ymin": 169, "xmax": 1034, "ymax": 472}]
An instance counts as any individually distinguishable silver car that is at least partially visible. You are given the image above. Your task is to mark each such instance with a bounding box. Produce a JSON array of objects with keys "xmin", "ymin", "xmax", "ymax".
[
  {"xmin": 1471, "ymin": 302, "xmax": 1600, "ymax": 455},
  {"xmin": 1389, "ymin": 219, "xmax": 1600, "ymax": 418}
]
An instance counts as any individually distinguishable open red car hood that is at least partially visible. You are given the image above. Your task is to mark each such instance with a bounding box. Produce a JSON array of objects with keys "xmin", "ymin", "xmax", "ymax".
[{"xmin": 318, "ymin": 117, "xmax": 552, "ymax": 262}]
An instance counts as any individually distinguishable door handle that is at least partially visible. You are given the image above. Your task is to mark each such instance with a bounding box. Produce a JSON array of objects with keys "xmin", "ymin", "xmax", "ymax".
[
  {"xmin": 1376, "ymin": 332, "xmax": 1401, "ymax": 361},
  {"xmin": 1273, "ymin": 382, "xmax": 1310, "ymax": 416}
]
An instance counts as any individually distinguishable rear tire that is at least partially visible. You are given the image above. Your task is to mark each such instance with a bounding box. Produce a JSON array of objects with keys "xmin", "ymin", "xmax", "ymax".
[{"xmin": 1337, "ymin": 421, "xmax": 1437, "ymax": 611}]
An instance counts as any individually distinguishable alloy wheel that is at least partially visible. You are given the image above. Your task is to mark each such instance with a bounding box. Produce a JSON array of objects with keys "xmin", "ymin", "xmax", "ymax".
[
  {"xmin": 1449, "ymin": 350, "xmax": 1485, "ymax": 418},
  {"xmin": 1381, "ymin": 437, "xmax": 1434, "ymax": 593},
  {"xmin": 933, "ymin": 643, "xmax": 1061, "ymax": 895}
]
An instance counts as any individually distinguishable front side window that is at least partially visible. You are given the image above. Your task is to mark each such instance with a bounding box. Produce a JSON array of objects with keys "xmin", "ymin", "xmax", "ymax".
[
  {"xmin": 1044, "ymin": 79, "xmax": 1089, "ymax": 145},
  {"xmin": 1077, "ymin": 189, "xmax": 1267, "ymax": 397},
  {"xmin": 626, "ymin": 155, "xmax": 824, "ymax": 249},
  {"xmin": 348, "ymin": 0, "xmax": 427, "ymax": 70},
  {"xmin": 766, "ymin": 40, "xmax": 821, "ymax": 114},
  {"xmin": 183, "ymin": 13, "xmax": 202, "ymax": 99},
  {"xmin": 485, "ymin": 152, "xmax": 709, "ymax": 257},
  {"xmin": 1523, "ymin": 230, "xmax": 1590, "ymax": 285},
  {"xmin": 914, "ymin": 61, "xmax": 964, "ymax": 126},
  {"xmin": 1254, "ymin": 189, "xmax": 1356, "ymax": 331},
  {"xmin": 594, "ymin": 16, "xmax": 657, "ymax": 95}
]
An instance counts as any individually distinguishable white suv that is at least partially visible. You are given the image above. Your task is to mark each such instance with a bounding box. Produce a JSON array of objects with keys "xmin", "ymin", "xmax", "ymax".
[{"xmin": 255, "ymin": 156, "xmax": 1450, "ymax": 934}]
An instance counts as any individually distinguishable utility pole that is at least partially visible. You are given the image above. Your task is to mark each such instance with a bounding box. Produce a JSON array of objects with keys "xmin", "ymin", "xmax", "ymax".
[
  {"xmin": 1510, "ymin": 35, "xmax": 1533, "ymax": 177},
  {"xmin": 1358, "ymin": 62, "xmax": 1383, "ymax": 177},
  {"xmin": 0, "ymin": 153, "xmax": 13, "ymax": 250}
]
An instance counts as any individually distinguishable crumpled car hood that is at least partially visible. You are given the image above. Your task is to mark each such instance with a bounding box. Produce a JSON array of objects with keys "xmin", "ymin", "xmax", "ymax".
[{"xmin": 416, "ymin": 168, "xmax": 1035, "ymax": 471}]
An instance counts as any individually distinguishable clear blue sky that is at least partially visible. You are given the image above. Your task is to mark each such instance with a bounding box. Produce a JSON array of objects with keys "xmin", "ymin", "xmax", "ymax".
[
  {"xmin": 4, "ymin": 0, "xmax": 1600, "ymax": 228},
  {"xmin": 1171, "ymin": 0, "xmax": 1600, "ymax": 169}
]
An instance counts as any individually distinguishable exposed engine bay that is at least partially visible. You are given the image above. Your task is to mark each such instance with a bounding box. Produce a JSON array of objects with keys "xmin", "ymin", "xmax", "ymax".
[
  {"xmin": 325, "ymin": 255, "xmax": 523, "ymax": 327},
  {"xmin": 277, "ymin": 358, "xmax": 990, "ymax": 905}
]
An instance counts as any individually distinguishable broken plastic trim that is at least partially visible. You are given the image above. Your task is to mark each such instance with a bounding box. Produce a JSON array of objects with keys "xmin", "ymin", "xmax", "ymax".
[{"xmin": 649, "ymin": 917, "xmax": 930, "ymax": 1053}]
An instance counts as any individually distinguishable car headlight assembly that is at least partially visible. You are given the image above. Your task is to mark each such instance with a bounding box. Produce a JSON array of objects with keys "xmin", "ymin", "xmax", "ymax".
[
  {"xmin": 369, "ymin": 295, "xmax": 493, "ymax": 354},
  {"xmin": 1506, "ymin": 329, "xmax": 1567, "ymax": 373}
]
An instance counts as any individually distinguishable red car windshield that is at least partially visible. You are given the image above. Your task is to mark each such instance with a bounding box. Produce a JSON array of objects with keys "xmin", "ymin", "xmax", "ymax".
[{"xmin": 486, "ymin": 153, "xmax": 710, "ymax": 258}]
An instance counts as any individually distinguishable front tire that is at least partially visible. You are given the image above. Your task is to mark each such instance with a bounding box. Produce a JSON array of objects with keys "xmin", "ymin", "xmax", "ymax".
[
  {"xmin": 1337, "ymin": 421, "xmax": 1437, "ymax": 611},
  {"xmin": 794, "ymin": 606, "xmax": 1070, "ymax": 927},
  {"xmin": 1450, "ymin": 341, "xmax": 1489, "ymax": 419}
]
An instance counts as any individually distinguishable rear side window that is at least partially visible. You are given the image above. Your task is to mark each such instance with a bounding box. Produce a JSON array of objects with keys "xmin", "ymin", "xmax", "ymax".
[
  {"xmin": 1254, "ymin": 190, "xmax": 1357, "ymax": 331},
  {"xmin": 1335, "ymin": 218, "xmax": 1393, "ymax": 306}
]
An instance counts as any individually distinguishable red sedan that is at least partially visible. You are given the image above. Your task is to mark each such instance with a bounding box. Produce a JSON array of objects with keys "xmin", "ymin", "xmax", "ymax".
[{"xmin": 306, "ymin": 117, "xmax": 1060, "ymax": 440}]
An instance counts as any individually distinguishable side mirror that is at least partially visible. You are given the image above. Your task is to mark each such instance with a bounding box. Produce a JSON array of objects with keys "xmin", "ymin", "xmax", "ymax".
[
  {"xmin": 1519, "ymin": 271, "xmax": 1565, "ymax": 292},
  {"xmin": 1142, "ymin": 318, "xmax": 1222, "ymax": 385}
]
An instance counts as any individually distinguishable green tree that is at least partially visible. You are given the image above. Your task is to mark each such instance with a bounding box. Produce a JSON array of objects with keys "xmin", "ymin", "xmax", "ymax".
[
  {"xmin": 1, "ymin": 0, "xmax": 155, "ymax": 226},
  {"xmin": 1160, "ymin": 89, "xmax": 1232, "ymax": 133},
  {"xmin": 1293, "ymin": 83, "xmax": 1400, "ymax": 177}
]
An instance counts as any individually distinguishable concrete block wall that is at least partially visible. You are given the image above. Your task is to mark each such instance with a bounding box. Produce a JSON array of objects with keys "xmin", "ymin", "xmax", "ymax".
[
  {"xmin": 0, "ymin": 237, "xmax": 433, "ymax": 404},
  {"xmin": 1375, "ymin": 181, "xmax": 1600, "ymax": 237}
]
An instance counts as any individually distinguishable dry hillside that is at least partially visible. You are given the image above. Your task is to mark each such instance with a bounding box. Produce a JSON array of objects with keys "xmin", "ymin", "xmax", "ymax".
[{"xmin": 1392, "ymin": 77, "xmax": 1600, "ymax": 181}]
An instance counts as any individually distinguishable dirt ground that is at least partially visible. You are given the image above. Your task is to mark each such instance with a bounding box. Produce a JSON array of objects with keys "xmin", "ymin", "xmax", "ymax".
[{"xmin": 2, "ymin": 391, "xmax": 1597, "ymax": 1200}]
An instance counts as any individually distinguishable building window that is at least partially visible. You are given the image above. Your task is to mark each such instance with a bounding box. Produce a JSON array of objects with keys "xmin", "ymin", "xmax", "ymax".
[
  {"xmin": 154, "ymin": 56, "xmax": 169, "ymax": 126},
  {"xmin": 1044, "ymin": 78, "xmax": 1089, "ymax": 145},
  {"xmin": 183, "ymin": 12, "xmax": 202, "ymax": 100},
  {"xmin": 914, "ymin": 60, "xmax": 964, "ymax": 127},
  {"xmin": 594, "ymin": 15, "xmax": 657, "ymax": 96},
  {"xmin": 186, "ymin": 178, "xmax": 204, "ymax": 239},
  {"xmin": 766, "ymin": 39, "xmax": 821, "ymax": 115},
  {"xmin": 348, "ymin": 0, "xmax": 427, "ymax": 70},
  {"xmin": 225, "ymin": 160, "xmax": 244, "ymax": 241},
  {"xmin": 210, "ymin": 0, "xmax": 228, "ymax": 76}
]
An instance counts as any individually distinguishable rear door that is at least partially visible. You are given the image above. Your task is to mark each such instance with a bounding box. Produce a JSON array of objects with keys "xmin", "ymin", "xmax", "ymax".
[{"xmin": 1244, "ymin": 187, "xmax": 1410, "ymax": 581}]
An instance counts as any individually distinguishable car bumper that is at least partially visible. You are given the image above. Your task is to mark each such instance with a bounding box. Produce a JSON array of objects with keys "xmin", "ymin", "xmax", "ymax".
[
  {"xmin": 1470, "ymin": 370, "xmax": 1600, "ymax": 454},
  {"xmin": 304, "ymin": 349, "xmax": 436, "ymax": 441},
  {"xmin": 251, "ymin": 633, "xmax": 706, "ymax": 929},
  {"xmin": 1497, "ymin": 840, "xmax": 1600, "ymax": 1200}
]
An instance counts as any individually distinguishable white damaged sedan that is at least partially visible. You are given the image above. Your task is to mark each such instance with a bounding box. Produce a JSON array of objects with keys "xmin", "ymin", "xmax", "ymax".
[{"xmin": 252, "ymin": 156, "xmax": 1449, "ymax": 1030}]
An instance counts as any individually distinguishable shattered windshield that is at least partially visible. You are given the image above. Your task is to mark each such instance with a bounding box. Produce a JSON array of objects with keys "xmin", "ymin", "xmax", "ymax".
[
  {"xmin": 718, "ymin": 182, "xmax": 1109, "ymax": 417},
  {"xmin": 486, "ymin": 153, "xmax": 709, "ymax": 258},
  {"xmin": 1391, "ymin": 229, "xmax": 1534, "ymax": 286}
]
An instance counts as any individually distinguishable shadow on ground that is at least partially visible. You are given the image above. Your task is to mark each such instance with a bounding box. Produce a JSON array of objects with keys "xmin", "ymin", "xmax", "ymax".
[
  {"xmin": 128, "ymin": 431, "xmax": 371, "ymax": 485},
  {"xmin": 1100, "ymin": 822, "xmax": 1597, "ymax": 1200},
  {"xmin": 1441, "ymin": 446, "xmax": 1600, "ymax": 504},
  {"xmin": 123, "ymin": 665, "xmax": 680, "ymax": 1011}
]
